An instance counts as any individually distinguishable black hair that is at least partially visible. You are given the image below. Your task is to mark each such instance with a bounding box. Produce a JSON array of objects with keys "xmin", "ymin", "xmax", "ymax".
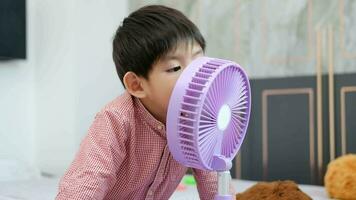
[{"xmin": 112, "ymin": 5, "xmax": 205, "ymax": 86}]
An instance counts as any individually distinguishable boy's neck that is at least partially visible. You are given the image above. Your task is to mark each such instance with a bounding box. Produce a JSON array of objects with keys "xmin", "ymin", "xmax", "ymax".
[{"xmin": 138, "ymin": 97, "xmax": 166, "ymax": 125}]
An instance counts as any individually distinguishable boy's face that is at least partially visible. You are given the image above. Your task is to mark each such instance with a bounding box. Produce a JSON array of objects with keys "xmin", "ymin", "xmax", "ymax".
[{"xmin": 140, "ymin": 41, "xmax": 204, "ymax": 124}]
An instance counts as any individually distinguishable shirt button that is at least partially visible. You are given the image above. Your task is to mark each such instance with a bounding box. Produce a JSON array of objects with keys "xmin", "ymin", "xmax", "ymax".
[
  {"xmin": 157, "ymin": 125, "xmax": 163, "ymax": 130},
  {"xmin": 148, "ymin": 190, "xmax": 153, "ymax": 195}
]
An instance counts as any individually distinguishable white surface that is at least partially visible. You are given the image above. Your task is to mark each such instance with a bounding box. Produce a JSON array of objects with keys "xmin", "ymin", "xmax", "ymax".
[
  {"xmin": 171, "ymin": 179, "xmax": 330, "ymax": 200},
  {"xmin": 0, "ymin": 160, "xmax": 39, "ymax": 182},
  {"xmin": 0, "ymin": 177, "xmax": 59, "ymax": 200},
  {"xmin": 0, "ymin": 176, "xmax": 329, "ymax": 200}
]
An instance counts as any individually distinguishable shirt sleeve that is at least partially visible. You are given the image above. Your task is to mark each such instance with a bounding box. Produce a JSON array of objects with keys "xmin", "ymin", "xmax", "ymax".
[
  {"xmin": 56, "ymin": 110, "xmax": 127, "ymax": 200},
  {"xmin": 192, "ymin": 168, "xmax": 218, "ymax": 200}
]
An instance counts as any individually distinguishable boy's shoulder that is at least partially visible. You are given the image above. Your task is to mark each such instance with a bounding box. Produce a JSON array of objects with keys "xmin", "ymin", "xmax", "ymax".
[
  {"xmin": 98, "ymin": 91, "xmax": 134, "ymax": 120},
  {"xmin": 91, "ymin": 91, "xmax": 134, "ymax": 141}
]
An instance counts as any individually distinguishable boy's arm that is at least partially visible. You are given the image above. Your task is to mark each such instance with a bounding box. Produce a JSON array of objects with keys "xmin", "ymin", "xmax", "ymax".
[
  {"xmin": 56, "ymin": 110, "xmax": 127, "ymax": 200},
  {"xmin": 192, "ymin": 168, "xmax": 217, "ymax": 200},
  {"xmin": 192, "ymin": 169, "xmax": 236, "ymax": 199}
]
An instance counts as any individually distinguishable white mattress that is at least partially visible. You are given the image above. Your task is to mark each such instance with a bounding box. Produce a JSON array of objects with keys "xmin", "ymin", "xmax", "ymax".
[
  {"xmin": 171, "ymin": 179, "xmax": 330, "ymax": 200},
  {"xmin": 0, "ymin": 176, "xmax": 59, "ymax": 200},
  {"xmin": 0, "ymin": 176, "xmax": 329, "ymax": 200}
]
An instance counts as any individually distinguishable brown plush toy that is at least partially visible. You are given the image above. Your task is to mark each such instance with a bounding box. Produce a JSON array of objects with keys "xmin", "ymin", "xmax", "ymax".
[
  {"xmin": 324, "ymin": 154, "xmax": 356, "ymax": 200},
  {"xmin": 235, "ymin": 180, "xmax": 311, "ymax": 200}
]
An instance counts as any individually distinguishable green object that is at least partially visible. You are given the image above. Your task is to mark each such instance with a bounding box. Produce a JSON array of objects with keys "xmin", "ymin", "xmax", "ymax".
[{"xmin": 183, "ymin": 175, "xmax": 196, "ymax": 185}]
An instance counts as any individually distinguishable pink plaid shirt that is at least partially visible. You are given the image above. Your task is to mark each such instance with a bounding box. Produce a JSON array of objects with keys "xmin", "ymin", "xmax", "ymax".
[{"xmin": 56, "ymin": 91, "xmax": 217, "ymax": 200}]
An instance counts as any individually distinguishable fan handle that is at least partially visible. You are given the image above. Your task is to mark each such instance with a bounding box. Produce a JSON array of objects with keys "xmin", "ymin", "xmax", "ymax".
[{"xmin": 215, "ymin": 171, "xmax": 233, "ymax": 200}]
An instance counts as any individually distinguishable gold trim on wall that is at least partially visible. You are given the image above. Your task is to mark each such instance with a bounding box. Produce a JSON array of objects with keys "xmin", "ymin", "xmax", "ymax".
[
  {"xmin": 315, "ymin": 29, "xmax": 323, "ymax": 183},
  {"xmin": 233, "ymin": 1, "xmax": 242, "ymax": 179},
  {"xmin": 261, "ymin": 0, "xmax": 313, "ymax": 64},
  {"xmin": 262, "ymin": 88, "xmax": 315, "ymax": 183},
  {"xmin": 196, "ymin": 0, "xmax": 202, "ymax": 28},
  {"xmin": 234, "ymin": 0, "xmax": 241, "ymax": 61},
  {"xmin": 328, "ymin": 25, "xmax": 336, "ymax": 161},
  {"xmin": 235, "ymin": 153, "xmax": 242, "ymax": 179},
  {"xmin": 339, "ymin": 0, "xmax": 356, "ymax": 59},
  {"xmin": 340, "ymin": 86, "xmax": 356, "ymax": 155}
]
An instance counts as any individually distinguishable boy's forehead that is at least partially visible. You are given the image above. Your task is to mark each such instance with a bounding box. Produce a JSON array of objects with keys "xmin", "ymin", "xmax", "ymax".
[{"xmin": 163, "ymin": 41, "xmax": 202, "ymax": 59}]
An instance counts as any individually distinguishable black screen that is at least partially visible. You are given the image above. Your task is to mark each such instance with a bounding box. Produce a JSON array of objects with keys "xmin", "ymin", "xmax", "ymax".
[{"xmin": 0, "ymin": 0, "xmax": 26, "ymax": 59}]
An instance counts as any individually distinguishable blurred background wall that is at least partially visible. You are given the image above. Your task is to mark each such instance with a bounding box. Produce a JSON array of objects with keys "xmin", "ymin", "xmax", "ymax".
[
  {"xmin": 131, "ymin": 0, "xmax": 356, "ymax": 78},
  {"xmin": 0, "ymin": 0, "xmax": 127, "ymax": 178}
]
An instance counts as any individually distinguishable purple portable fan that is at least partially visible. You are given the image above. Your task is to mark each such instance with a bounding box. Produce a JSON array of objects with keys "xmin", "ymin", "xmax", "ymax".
[{"xmin": 167, "ymin": 57, "xmax": 251, "ymax": 200}]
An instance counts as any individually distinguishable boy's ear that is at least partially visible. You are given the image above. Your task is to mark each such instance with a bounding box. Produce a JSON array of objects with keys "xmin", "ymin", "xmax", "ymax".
[{"xmin": 123, "ymin": 72, "xmax": 147, "ymax": 98}]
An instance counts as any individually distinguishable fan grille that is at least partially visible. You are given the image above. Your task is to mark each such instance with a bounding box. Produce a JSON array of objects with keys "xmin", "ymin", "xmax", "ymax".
[
  {"xmin": 175, "ymin": 58, "xmax": 250, "ymax": 169},
  {"xmin": 165, "ymin": 57, "xmax": 251, "ymax": 170},
  {"xmin": 199, "ymin": 65, "xmax": 249, "ymax": 168}
]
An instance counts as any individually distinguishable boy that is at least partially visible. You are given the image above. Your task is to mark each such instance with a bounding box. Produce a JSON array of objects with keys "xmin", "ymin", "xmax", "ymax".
[{"xmin": 56, "ymin": 5, "xmax": 217, "ymax": 200}]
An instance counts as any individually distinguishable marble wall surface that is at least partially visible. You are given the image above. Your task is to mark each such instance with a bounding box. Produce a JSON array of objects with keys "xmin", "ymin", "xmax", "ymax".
[{"xmin": 129, "ymin": 0, "xmax": 356, "ymax": 78}]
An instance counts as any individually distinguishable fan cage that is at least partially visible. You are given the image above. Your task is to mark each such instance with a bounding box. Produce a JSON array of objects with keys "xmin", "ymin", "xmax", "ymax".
[{"xmin": 174, "ymin": 58, "xmax": 250, "ymax": 170}]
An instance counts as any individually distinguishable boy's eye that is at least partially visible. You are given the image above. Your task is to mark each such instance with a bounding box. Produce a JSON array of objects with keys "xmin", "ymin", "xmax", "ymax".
[{"xmin": 166, "ymin": 66, "xmax": 181, "ymax": 72}]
